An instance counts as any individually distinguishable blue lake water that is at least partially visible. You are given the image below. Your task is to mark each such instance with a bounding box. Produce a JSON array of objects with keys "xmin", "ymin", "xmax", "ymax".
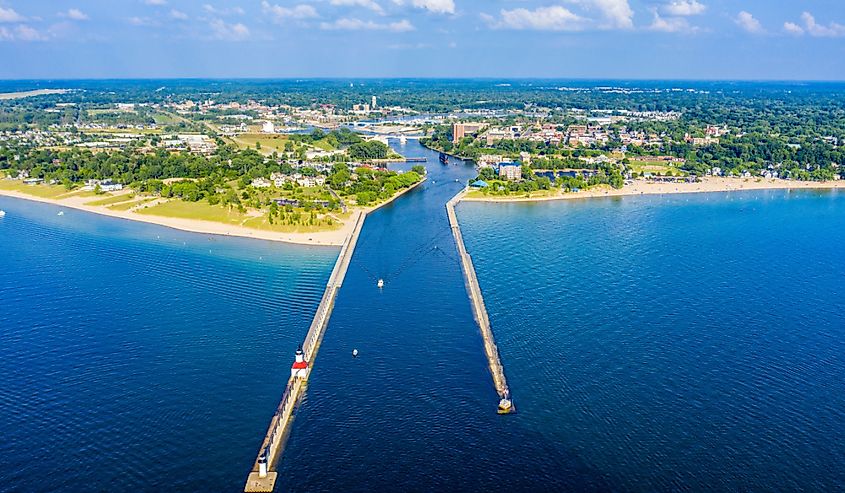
[
  {"xmin": 0, "ymin": 196, "xmax": 337, "ymax": 492},
  {"xmin": 458, "ymin": 189, "xmax": 845, "ymax": 491},
  {"xmin": 2, "ymin": 139, "xmax": 845, "ymax": 492}
]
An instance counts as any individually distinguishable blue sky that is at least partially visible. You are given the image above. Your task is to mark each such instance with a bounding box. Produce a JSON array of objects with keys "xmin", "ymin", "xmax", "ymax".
[{"xmin": 0, "ymin": 0, "xmax": 843, "ymax": 79}]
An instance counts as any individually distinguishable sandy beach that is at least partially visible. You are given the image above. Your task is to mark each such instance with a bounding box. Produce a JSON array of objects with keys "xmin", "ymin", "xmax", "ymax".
[
  {"xmin": 0, "ymin": 189, "xmax": 358, "ymax": 247},
  {"xmin": 461, "ymin": 177, "xmax": 845, "ymax": 203},
  {"xmin": 0, "ymin": 176, "xmax": 427, "ymax": 247}
]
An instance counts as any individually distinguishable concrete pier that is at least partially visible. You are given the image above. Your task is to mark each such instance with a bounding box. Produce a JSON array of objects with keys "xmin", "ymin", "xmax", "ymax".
[
  {"xmin": 446, "ymin": 189, "xmax": 513, "ymax": 413},
  {"xmin": 244, "ymin": 211, "xmax": 367, "ymax": 493}
]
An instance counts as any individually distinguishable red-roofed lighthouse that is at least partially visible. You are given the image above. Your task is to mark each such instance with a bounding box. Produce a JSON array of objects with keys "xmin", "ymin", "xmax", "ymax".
[{"xmin": 291, "ymin": 347, "xmax": 309, "ymax": 379}]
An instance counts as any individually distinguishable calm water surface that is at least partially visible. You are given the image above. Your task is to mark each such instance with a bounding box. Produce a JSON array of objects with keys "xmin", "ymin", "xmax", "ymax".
[
  {"xmin": 3, "ymin": 140, "xmax": 845, "ymax": 492},
  {"xmin": 458, "ymin": 189, "xmax": 845, "ymax": 491},
  {"xmin": 0, "ymin": 196, "xmax": 336, "ymax": 492}
]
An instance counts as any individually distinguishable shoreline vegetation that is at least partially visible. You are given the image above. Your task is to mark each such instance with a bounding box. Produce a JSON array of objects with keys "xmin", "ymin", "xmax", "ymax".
[
  {"xmin": 461, "ymin": 176, "xmax": 845, "ymax": 203},
  {"xmin": 0, "ymin": 125, "xmax": 424, "ymax": 246},
  {"xmin": 0, "ymin": 176, "xmax": 425, "ymax": 246}
]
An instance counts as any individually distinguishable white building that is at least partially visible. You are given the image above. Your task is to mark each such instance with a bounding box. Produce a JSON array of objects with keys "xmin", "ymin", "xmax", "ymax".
[
  {"xmin": 296, "ymin": 175, "xmax": 326, "ymax": 187},
  {"xmin": 261, "ymin": 121, "xmax": 275, "ymax": 134},
  {"xmin": 251, "ymin": 178, "xmax": 272, "ymax": 188},
  {"xmin": 82, "ymin": 179, "xmax": 123, "ymax": 192},
  {"xmin": 498, "ymin": 162, "xmax": 522, "ymax": 181}
]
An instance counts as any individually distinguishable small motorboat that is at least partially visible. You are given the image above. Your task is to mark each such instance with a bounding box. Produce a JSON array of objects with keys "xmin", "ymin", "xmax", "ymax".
[
  {"xmin": 377, "ymin": 279, "xmax": 384, "ymax": 289},
  {"xmin": 352, "ymin": 349, "xmax": 359, "ymax": 358},
  {"xmin": 0, "ymin": 210, "xmax": 5, "ymax": 218},
  {"xmin": 57, "ymin": 211, "xmax": 64, "ymax": 216}
]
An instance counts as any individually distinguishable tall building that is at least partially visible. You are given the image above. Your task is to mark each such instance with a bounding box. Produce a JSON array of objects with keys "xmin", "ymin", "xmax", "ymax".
[
  {"xmin": 497, "ymin": 162, "xmax": 522, "ymax": 181},
  {"xmin": 371, "ymin": 96, "xmax": 377, "ymax": 109},
  {"xmin": 452, "ymin": 122, "xmax": 487, "ymax": 143}
]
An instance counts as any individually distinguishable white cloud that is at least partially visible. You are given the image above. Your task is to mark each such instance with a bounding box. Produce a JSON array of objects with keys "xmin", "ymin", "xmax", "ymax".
[
  {"xmin": 661, "ymin": 0, "xmax": 705, "ymax": 17},
  {"xmin": 735, "ymin": 11, "xmax": 762, "ymax": 34},
  {"xmin": 128, "ymin": 16, "xmax": 159, "ymax": 26},
  {"xmin": 261, "ymin": 1, "xmax": 319, "ymax": 22},
  {"xmin": 332, "ymin": 0, "xmax": 384, "ymax": 15},
  {"xmin": 143, "ymin": 0, "xmax": 167, "ymax": 5},
  {"xmin": 649, "ymin": 11, "xmax": 692, "ymax": 32},
  {"xmin": 783, "ymin": 21, "xmax": 803, "ymax": 36},
  {"xmin": 0, "ymin": 24, "xmax": 48, "ymax": 41},
  {"xmin": 568, "ymin": 0, "xmax": 633, "ymax": 29},
  {"xmin": 799, "ymin": 11, "xmax": 845, "ymax": 38},
  {"xmin": 170, "ymin": 9, "xmax": 188, "ymax": 20},
  {"xmin": 0, "ymin": 7, "xmax": 25, "ymax": 22},
  {"xmin": 320, "ymin": 17, "xmax": 414, "ymax": 31},
  {"xmin": 486, "ymin": 6, "xmax": 584, "ymax": 31},
  {"xmin": 203, "ymin": 4, "xmax": 245, "ymax": 16},
  {"xmin": 209, "ymin": 18, "xmax": 250, "ymax": 40},
  {"xmin": 59, "ymin": 8, "xmax": 89, "ymax": 21},
  {"xmin": 15, "ymin": 24, "xmax": 46, "ymax": 40},
  {"xmin": 392, "ymin": 0, "xmax": 455, "ymax": 15}
]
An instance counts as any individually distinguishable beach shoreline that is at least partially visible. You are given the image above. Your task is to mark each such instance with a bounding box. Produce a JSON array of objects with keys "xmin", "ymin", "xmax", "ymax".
[
  {"xmin": 461, "ymin": 177, "xmax": 845, "ymax": 203},
  {"xmin": 0, "ymin": 176, "xmax": 427, "ymax": 247},
  {"xmin": 0, "ymin": 188, "xmax": 357, "ymax": 246}
]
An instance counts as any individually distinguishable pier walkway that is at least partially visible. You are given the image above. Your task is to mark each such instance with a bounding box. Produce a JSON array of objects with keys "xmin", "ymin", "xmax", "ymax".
[
  {"xmin": 244, "ymin": 211, "xmax": 367, "ymax": 493},
  {"xmin": 446, "ymin": 189, "xmax": 513, "ymax": 413}
]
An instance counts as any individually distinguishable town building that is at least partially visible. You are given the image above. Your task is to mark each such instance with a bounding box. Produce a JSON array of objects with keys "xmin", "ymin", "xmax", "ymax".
[
  {"xmin": 497, "ymin": 162, "xmax": 522, "ymax": 181},
  {"xmin": 452, "ymin": 122, "xmax": 487, "ymax": 143},
  {"xmin": 251, "ymin": 178, "xmax": 272, "ymax": 188}
]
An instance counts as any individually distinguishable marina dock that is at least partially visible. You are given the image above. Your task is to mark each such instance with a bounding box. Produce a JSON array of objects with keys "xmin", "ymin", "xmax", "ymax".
[
  {"xmin": 446, "ymin": 190, "xmax": 513, "ymax": 413},
  {"xmin": 244, "ymin": 211, "xmax": 367, "ymax": 493}
]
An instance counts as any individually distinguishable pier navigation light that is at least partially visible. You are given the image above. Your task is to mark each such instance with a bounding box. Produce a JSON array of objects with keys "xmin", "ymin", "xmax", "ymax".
[
  {"xmin": 291, "ymin": 346, "xmax": 309, "ymax": 379},
  {"xmin": 258, "ymin": 447, "xmax": 269, "ymax": 478}
]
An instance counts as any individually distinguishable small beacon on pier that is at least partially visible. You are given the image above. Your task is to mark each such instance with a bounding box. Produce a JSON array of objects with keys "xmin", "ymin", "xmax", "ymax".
[{"xmin": 291, "ymin": 346, "xmax": 309, "ymax": 379}]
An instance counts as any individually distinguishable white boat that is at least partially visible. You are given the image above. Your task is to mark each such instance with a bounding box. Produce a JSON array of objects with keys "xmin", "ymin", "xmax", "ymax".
[
  {"xmin": 0, "ymin": 210, "xmax": 5, "ymax": 218},
  {"xmin": 57, "ymin": 211, "xmax": 64, "ymax": 216},
  {"xmin": 377, "ymin": 279, "xmax": 384, "ymax": 289}
]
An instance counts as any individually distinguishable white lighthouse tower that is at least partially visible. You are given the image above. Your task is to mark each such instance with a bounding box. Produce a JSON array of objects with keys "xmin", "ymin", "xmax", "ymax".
[{"xmin": 291, "ymin": 346, "xmax": 309, "ymax": 379}]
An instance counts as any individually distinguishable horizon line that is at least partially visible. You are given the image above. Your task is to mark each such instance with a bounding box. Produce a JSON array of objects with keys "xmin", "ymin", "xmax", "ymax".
[{"xmin": 1, "ymin": 77, "xmax": 845, "ymax": 84}]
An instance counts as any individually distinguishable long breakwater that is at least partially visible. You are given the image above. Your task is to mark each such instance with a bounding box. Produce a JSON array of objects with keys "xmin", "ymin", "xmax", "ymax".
[
  {"xmin": 244, "ymin": 211, "xmax": 367, "ymax": 493},
  {"xmin": 446, "ymin": 189, "xmax": 513, "ymax": 413}
]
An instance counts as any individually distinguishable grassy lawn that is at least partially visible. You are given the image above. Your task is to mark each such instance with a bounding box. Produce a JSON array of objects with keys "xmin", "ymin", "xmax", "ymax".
[
  {"xmin": 232, "ymin": 133, "xmax": 290, "ymax": 152},
  {"xmin": 108, "ymin": 198, "xmax": 155, "ymax": 211},
  {"xmin": 86, "ymin": 193, "xmax": 138, "ymax": 206},
  {"xmin": 136, "ymin": 200, "xmax": 249, "ymax": 224},
  {"xmin": 0, "ymin": 180, "xmax": 70, "ymax": 199},
  {"xmin": 466, "ymin": 188, "xmax": 560, "ymax": 199},
  {"xmin": 59, "ymin": 190, "xmax": 100, "ymax": 199},
  {"xmin": 629, "ymin": 162, "xmax": 688, "ymax": 175},
  {"xmin": 241, "ymin": 215, "xmax": 342, "ymax": 234},
  {"xmin": 152, "ymin": 113, "xmax": 182, "ymax": 125},
  {"xmin": 311, "ymin": 138, "xmax": 336, "ymax": 151}
]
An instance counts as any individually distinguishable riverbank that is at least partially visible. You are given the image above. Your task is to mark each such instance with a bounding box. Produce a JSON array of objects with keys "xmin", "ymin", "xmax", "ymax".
[{"xmin": 462, "ymin": 177, "xmax": 845, "ymax": 203}]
